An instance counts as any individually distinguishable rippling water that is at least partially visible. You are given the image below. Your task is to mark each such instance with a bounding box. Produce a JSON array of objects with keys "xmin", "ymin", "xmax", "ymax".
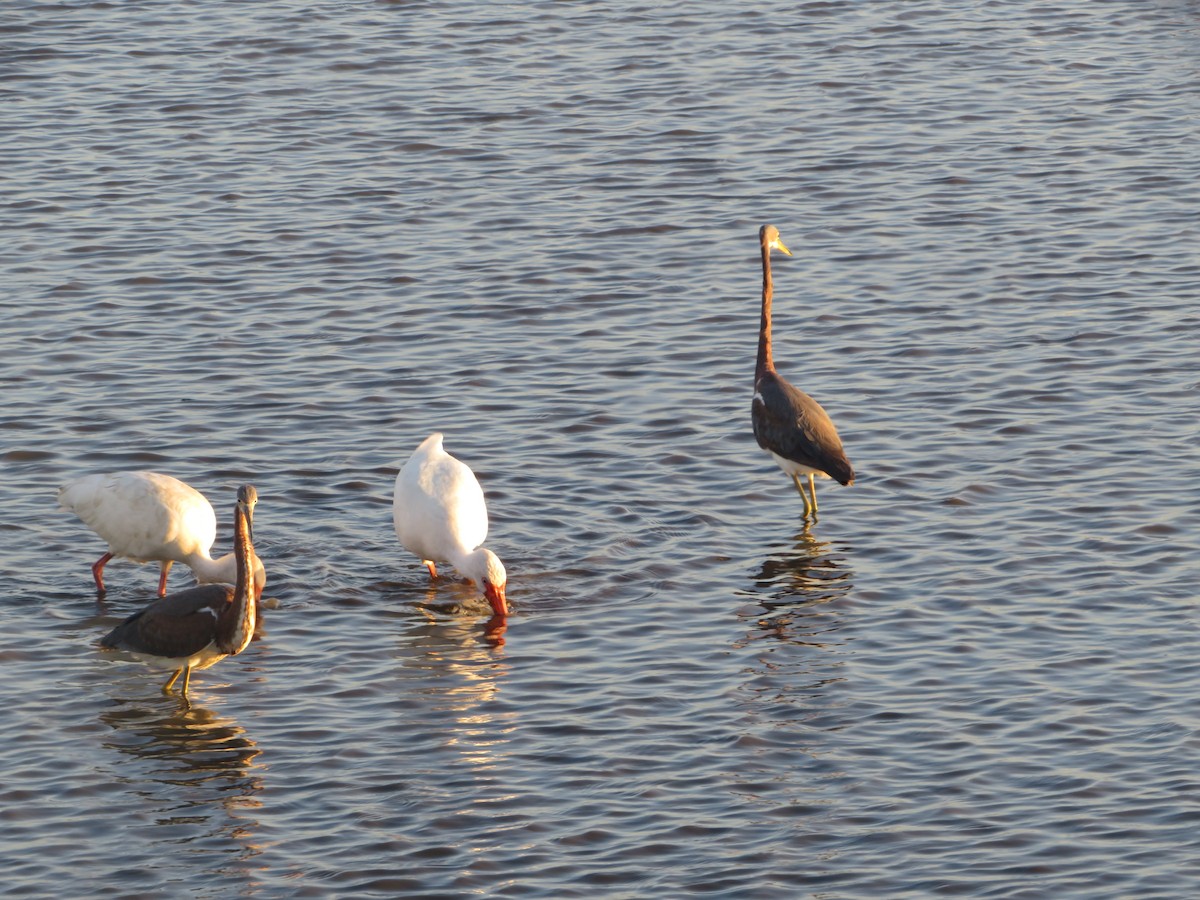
[{"xmin": 4, "ymin": 0, "xmax": 1200, "ymax": 896}]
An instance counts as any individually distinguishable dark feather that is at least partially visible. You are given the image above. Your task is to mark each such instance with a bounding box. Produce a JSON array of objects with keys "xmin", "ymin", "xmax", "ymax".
[
  {"xmin": 753, "ymin": 371, "xmax": 854, "ymax": 485},
  {"xmin": 101, "ymin": 584, "xmax": 234, "ymax": 660}
]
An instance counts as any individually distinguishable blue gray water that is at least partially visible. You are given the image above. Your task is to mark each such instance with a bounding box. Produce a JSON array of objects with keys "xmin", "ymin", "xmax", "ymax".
[{"xmin": 3, "ymin": 1, "xmax": 1200, "ymax": 896}]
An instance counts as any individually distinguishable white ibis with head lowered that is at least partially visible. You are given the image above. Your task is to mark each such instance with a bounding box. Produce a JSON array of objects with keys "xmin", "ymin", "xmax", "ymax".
[
  {"xmin": 751, "ymin": 225, "xmax": 854, "ymax": 519},
  {"xmin": 393, "ymin": 433, "xmax": 508, "ymax": 618},
  {"xmin": 58, "ymin": 471, "xmax": 266, "ymax": 600},
  {"xmin": 100, "ymin": 484, "xmax": 259, "ymax": 699}
]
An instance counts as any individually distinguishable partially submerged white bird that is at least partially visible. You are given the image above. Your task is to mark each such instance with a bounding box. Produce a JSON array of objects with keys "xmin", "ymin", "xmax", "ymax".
[
  {"xmin": 58, "ymin": 471, "xmax": 267, "ymax": 600},
  {"xmin": 393, "ymin": 433, "xmax": 508, "ymax": 618}
]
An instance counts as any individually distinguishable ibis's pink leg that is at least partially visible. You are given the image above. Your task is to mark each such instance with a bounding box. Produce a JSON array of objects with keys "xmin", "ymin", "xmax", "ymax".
[
  {"xmin": 156, "ymin": 561, "xmax": 173, "ymax": 597},
  {"xmin": 423, "ymin": 560, "xmax": 438, "ymax": 579},
  {"xmin": 91, "ymin": 552, "xmax": 113, "ymax": 593}
]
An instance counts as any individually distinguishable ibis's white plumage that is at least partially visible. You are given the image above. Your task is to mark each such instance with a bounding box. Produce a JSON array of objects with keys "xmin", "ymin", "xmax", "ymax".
[
  {"xmin": 58, "ymin": 471, "xmax": 266, "ymax": 598},
  {"xmin": 393, "ymin": 433, "xmax": 507, "ymax": 617}
]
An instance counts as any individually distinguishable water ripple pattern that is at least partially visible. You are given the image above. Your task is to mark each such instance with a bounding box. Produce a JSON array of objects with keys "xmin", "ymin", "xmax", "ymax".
[{"xmin": 3, "ymin": 1, "xmax": 1200, "ymax": 897}]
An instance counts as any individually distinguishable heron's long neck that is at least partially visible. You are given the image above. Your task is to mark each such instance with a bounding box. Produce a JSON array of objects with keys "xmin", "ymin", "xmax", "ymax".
[
  {"xmin": 217, "ymin": 506, "xmax": 256, "ymax": 655},
  {"xmin": 756, "ymin": 240, "xmax": 775, "ymax": 381}
]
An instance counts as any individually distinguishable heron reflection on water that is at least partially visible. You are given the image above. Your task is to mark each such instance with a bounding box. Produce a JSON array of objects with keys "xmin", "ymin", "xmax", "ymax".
[
  {"xmin": 756, "ymin": 530, "xmax": 853, "ymax": 603},
  {"xmin": 99, "ymin": 700, "xmax": 265, "ymax": 868},
  {"xmin": 101, "ymin": 701, "xmax": 262, "ymax": 781},
  {"xmin": 738, "ymin": 528, "xmax": 855, "ymax": 647}
]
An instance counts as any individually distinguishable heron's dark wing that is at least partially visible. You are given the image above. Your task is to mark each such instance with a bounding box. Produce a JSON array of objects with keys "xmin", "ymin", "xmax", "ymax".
[
  {"xmin": 101, "ymin": 584, "xmax": 234, "ymax": 659},
  {"xmin": 753, "ymin": 372, "xmax": 854, "ymax": 485}
]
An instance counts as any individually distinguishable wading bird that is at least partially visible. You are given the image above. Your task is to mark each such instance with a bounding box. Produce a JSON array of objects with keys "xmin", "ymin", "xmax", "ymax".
[
  {"xmin": 393, "ymin": 433, "xmax": 507, "ymax": 618},
  {"xmin": 751, "ymin": 225, "xmax": 854, "ymax": 519},
  {"xmin": 100, "ymin": 485, "xmax": 259, "ymax": 700},
  {"xmin": 58, "ymin": 471, "xmax": 266, "ymax": 600}
]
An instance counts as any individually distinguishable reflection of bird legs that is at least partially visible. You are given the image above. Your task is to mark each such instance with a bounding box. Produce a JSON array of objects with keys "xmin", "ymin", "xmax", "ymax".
[
  {"xmin": 791, "ymin": 474, "xmax": 818, "ymax": 519},
  {"xmin": 421, "ymin": 582, "xmax": 441, "ymax": 613},
  {"xmin": 423, "ymin": 560, "xmax": 438, "ymax": 579}
]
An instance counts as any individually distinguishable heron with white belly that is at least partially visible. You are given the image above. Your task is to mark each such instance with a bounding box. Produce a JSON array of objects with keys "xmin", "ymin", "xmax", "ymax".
[
  {"xmin": 100, "ymin": 485, "xmax": 259, "ymax": 700},
  {"xmin": 751, "ymin": 225, "xmax": 854, "ymax": 519}
]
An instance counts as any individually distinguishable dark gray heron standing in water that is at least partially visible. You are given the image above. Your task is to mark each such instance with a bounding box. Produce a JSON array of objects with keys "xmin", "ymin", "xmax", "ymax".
[
  {"xmin": 100, "ymin": 485, "xmax": 259, "ymax": 700},
  {"xmin": 751, "ymin": 224, "xmax": 854, "ymax": 519}
]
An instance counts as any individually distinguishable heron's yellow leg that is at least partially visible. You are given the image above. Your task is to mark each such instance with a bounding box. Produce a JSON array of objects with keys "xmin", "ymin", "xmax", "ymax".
[
  {"xmin": 808, "ymin": 474, "xmax": 819, "ymax": 515},
  {"xmin": 791, "ymin": 475, "xmax": 814, "ymax": 518},
  {"xmin": 162, "ymin": 668, "xmax": 184, "ymax": 693}
]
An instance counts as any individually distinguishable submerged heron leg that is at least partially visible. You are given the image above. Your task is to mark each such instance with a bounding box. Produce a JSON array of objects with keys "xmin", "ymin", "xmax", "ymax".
[
  {"xmin": 180, "ymin": 665, "xmax": 192, "ymax": 698},
  {"xmin": 162, "ymin": 667, "xmax": 184, "ymax": 694}
]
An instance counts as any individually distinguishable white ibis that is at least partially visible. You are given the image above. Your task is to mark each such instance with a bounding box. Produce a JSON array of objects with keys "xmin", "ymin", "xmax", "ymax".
[
  {"xmin": 393, "ymin": 433, "xmax": 508, "ymax": 618},
  {"xmin": 100, "ymin": 485, "xmax": 259, "ymax": 699},
  {"xmin": 751, "ymin": 225, "xmax": 854, "ymax": 519},
  {"xmin": 58, "ymin": 471, "xmax": 266, "ymax": 600}
]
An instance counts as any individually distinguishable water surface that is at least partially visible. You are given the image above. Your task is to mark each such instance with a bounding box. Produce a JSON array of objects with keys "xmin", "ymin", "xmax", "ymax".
[{"xmin": 3, "ymin": 1, "xmax": 1200, "ymax": 896}]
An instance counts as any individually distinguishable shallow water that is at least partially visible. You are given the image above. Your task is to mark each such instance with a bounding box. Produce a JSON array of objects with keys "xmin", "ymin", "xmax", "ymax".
[{"xmin": 3, "ymin": 0, "xmax": 1200, "ymax": 896}]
